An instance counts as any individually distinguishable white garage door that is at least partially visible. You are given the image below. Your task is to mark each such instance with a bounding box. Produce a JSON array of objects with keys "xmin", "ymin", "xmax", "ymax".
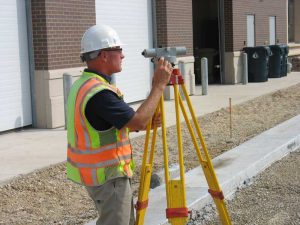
[
  {"xmin": 0, "ymin": 1, "xmax": 32, "ymax": 132},
  {"xmin": 96, "ymin": 0, "xmax": 153, "ymax": 103}
]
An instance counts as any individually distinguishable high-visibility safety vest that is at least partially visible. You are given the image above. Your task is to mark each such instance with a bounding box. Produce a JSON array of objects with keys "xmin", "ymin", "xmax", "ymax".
[{"xmin": 66, "ymin": 71, "xmax": 134, "ymax": 186}]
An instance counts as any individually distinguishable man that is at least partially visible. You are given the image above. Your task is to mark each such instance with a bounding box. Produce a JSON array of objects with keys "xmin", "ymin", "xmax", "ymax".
[{"xmin": 66, "ymin": 24, "xmax": 173, "ymax": 225}]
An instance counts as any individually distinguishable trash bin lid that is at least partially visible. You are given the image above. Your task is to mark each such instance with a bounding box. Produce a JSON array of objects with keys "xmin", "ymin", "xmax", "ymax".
[
  {"xmin": 269, "ymin": 45, "xmax": 284, "ymax": 54},
  {"xmin": 243, "ymin": 46, "xmax": 271, "ymax": 57},
  {"xmin": 279, "ymin": 44, "xmax": 289, "ymax": 54}
]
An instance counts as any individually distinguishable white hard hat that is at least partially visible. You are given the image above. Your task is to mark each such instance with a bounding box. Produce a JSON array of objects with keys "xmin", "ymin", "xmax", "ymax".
[{"xmin": 80, "ymin": 25, "xmax": 123, "ymax": 54}]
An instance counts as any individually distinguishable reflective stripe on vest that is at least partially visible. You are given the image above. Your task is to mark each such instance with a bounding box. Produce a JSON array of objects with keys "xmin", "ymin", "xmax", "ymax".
[
  {"xmin": 66, "ymin": 71, "xmax": 134, "ymax": 186},
  {"xmin": 67, "ymin": 142, "xmax": 132, "ymax": 165}
]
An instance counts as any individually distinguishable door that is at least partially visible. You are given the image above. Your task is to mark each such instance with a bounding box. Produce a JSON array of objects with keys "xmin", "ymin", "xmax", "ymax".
[
  {"xmin": 0, "ymin": 0, "xmax": 32, "ymax": 132},
  {"xmin": 95, "ymin": 0, "xmax": 153, "ymax": 103},
  {"xmin": 269, "ymin": 16, "xmax": 276, "ymax": 45},
  {"xmin": 247, "ymin": 15, "xmax": 255, "ymax": 47}
]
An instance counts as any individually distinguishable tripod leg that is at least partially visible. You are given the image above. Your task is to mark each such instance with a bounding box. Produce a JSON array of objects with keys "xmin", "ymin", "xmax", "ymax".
[
  {"xmin": 135, "ymin": 107, "xmax": 160, "ymax": 225},
  {"xmin": 178, "ymin": 94, "xmax": 205, "ymax": 163},
  {"xmin": 165, "ymin": 85, "xmax": 189, "ymax": 225},
  {"xmin": 135, "ymin": 123, "xmax": 152, "ymax": 225},
  {"xmin": 160, "ymin": 95, "xmax": 170, "ymax": 193},
  {"xmin": 180, "ymin": 83, "xmax": 232, "ymax": 225}
]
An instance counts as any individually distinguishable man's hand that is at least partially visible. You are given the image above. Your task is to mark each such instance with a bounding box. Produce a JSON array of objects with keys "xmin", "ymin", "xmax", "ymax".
[
  {"xmin": 152, "ymin": 57, "xmax": 173, "ymax": 89},
  {"xmin": 151, "ymin": 112, "xmax": 161, "ymax": 128},
  {"xmin": 124, "ymin": 58, "xmax": 172, "ymax": 131}
]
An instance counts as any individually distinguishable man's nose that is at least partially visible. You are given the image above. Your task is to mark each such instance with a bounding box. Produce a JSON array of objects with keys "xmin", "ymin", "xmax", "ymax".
[{"xmin": 121, "ymin": 53, "xmax": 125, "ymax": 59}]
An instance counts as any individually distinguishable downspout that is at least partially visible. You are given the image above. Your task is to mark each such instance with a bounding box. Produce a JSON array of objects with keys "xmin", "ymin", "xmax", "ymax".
[
  {"xmin": 149, "ymin": 0, "xmax": 158, "ymax": 85},
  {"xmin": 286, "ymin": 0, "xmax": 290, "ymax": 43},
  {"xmin": 218, "ymin": 0, "xmax": 226, "ymax": 84},
  {"xmin": 25, "ymin": 0, "xmax": 37, "ymax": 127},
  {"xmin": 152, "ymin": 0, "xmax": 157, "ymax": 48}
]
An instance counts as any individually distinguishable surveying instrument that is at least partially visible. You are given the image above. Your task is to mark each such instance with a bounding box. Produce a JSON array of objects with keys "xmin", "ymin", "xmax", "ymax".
[{"xmin": 135, "ymin": 47, "xmax": 232, "ymax": 225}]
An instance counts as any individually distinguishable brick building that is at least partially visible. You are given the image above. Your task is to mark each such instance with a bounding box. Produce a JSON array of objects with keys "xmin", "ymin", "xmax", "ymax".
[{"xmin": 0, "ymin": 0, "xmax": 299, "ymax": 131}]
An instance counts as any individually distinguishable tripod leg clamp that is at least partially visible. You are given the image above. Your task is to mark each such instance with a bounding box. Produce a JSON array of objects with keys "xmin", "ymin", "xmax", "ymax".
[
  {"xmin": 135, "ymin": 199, "xmax": 149, "ymax": 211},
  {"xmin": 166, "ymin": 207, "xmax": 190, "ymax": 218},
  {"xmin": 208, "ymin": 189, "xmax": 225, "ymax": 200}
]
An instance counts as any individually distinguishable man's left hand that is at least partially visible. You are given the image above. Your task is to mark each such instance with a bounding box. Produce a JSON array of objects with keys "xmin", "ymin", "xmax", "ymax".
[{"xmin": 151, "ymin": 112, "xmax": 162, "ymax": 128}]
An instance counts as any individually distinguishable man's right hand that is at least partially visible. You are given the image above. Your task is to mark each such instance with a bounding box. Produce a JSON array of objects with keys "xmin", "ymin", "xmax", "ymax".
[
  {"xmin": 152, "ymin": 57, "xmax": 173, "ymax": 89},
  {"xmin": 124, "ymin": 58, "xmax": 173, "ymax": 131}
]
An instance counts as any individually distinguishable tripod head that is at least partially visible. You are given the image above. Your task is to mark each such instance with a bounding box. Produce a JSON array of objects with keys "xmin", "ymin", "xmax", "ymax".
[{"xmin": 141, "ymin": 47, "xmax": 186, "ymax": 66}]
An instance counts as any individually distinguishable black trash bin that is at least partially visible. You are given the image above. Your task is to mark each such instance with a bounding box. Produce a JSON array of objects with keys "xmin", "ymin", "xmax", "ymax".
[
  {"xmin": 269, "ymin": 45, "xmax": 283, "ymax": 78},
  {"xmin": 243, "ymin": 46, "xmax": 271, "ymax": 82},
  {"xmin": 280, "ymin": 44, "xmax": 289, "ymax": 77}
]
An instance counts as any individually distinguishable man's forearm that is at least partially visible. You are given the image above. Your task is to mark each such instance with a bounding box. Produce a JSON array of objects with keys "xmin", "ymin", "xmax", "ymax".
[
  {"xmin": 137, "ymin": 86, "xmax": 163, "ymax": 121},
  {"xmin": 126, "ymin": 86, "xmax": 164, "ymax": 131}
]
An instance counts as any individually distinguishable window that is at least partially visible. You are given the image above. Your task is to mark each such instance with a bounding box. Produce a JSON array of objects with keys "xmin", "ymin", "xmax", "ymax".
[
  {"xmin": 269, "ymin": 16, "xmax": 276, "ymax": 45},
  {"xmin": 247, "ymin": 15, "xmax": 255, "ymax": 47}
]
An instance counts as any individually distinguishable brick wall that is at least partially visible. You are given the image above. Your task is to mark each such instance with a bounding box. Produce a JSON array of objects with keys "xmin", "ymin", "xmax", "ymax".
[
  {"xmin": 31, "ymin": 0, "xmax": 48, "ymax": 70},
  {"xmin": 156, "ymin": 0, "xmax": 193, "ymax": 56},
  {"xmin": 232, "ymin": 0, "xmax": 287, "ymax": 51},
  {"xmin": 156, "ymin": 0, "xmax": 168, "ymax": 48},
  {"xmin": 31, "ymin": 0, "xmax": 95, "ymax": 70}
]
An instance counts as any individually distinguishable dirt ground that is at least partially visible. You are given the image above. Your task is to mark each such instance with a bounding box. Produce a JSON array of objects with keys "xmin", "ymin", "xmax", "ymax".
[
  {"xmin": 0, "ymin": 83, "xmax": 300, "ymax": 225},
  {"xmin": 188, "ymin": 149, "xmax": 300, "ymax": 225}
]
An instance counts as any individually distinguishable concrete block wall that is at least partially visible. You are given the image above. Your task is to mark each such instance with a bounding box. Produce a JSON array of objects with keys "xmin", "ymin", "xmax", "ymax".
[
  {"xmin": 224, "ymin": 51, "xmax": 244, "ymax": 84},
  {"xmin": 178, "ymin": 57, "xmax": 196, "ymax": 96},
  {"xmin": 34, "ymin": 68, "xmax": 84, "ymax": 128},
  {"xmin": 31, "ymin": 0, "xmax": 95, "ymax": 128}
]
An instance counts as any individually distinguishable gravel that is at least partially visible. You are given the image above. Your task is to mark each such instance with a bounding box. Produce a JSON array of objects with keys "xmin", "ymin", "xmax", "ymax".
[{"xmin": 0, "ymin": 83, "xmax": 300, "ymax": 225}]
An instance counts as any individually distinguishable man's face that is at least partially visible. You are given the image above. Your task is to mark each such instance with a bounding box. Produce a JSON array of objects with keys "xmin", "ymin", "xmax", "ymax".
[{"xmin": 103, "ymin": 47, "xmax": 124, "ymax": 74}]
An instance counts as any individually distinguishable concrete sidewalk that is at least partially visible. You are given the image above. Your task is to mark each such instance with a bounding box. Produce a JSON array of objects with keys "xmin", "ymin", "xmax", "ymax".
[{"xmin": 1, "ymin": 72, "xmax": 300, "ymax": 184}]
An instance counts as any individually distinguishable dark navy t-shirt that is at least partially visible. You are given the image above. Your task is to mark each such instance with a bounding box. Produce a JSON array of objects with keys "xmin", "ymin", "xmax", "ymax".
[{"xmin": 84, "ymin": 70, "xmax": 135, "ymax": 131}]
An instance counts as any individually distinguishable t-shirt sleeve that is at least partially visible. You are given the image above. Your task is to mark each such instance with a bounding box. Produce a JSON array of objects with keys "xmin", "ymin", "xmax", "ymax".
[{"xmin": 85, "ymin": 90, "xmax": 135, "ymax": 130}]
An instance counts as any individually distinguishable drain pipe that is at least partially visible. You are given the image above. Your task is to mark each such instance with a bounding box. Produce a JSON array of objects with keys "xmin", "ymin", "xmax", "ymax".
[
  {"xmin": 151, "ymin": 0, "xmax": 157, "ymax": 48},
  {"xmin": 25, "ymin": 0, "xmax": 37, "ymax": 127},
  {"xmin": 149, "ymin": 0, "xmax": 157, "ymax": 86}
]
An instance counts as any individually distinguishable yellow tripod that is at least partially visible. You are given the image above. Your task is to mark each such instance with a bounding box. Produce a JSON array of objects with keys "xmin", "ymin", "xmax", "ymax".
[{"xmin": 135, "ymin": 68, "xmax": 232, "ymax": 225}]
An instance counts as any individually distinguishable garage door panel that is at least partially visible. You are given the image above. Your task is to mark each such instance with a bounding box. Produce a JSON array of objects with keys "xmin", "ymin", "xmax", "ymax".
[
  {"xmin": 96, "ymin": 0, "xmax": 153, "ymax": 103},
  {"xmin": 0, "ymin": 0, "xmax": 32, "ymax": 132}
]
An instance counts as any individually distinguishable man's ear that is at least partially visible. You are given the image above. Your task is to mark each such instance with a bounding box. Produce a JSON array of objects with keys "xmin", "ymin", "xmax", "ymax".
[{"xmin": 99, "ymin": 51, "xmax": 108, "ymax": 62}]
